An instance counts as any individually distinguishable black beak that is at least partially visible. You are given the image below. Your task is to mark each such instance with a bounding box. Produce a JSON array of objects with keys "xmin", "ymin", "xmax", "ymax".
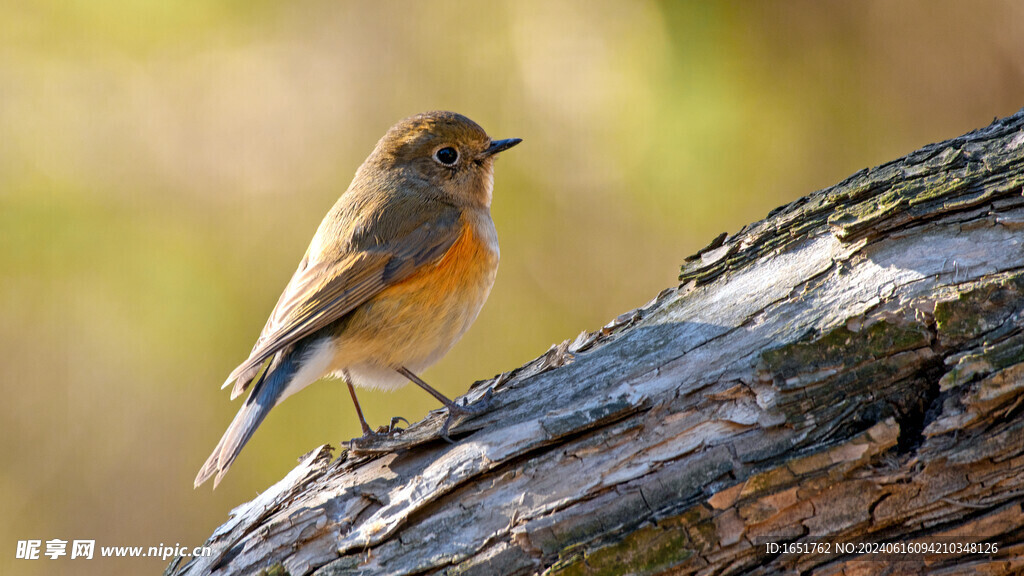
[{"xmin": 481, "ymin": 138, "xmax": 522, "ymax": 158}]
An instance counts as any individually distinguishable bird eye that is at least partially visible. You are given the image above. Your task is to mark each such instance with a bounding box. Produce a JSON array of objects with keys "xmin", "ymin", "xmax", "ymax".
[{"xmin": 434, "ymin": 146, "xmax": 459, "ymax": 166}]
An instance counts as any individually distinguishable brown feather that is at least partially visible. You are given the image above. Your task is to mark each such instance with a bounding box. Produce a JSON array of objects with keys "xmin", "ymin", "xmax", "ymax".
[{"xmin": 222, "ymin": 194, "xmax": 463, "ymax": 398}]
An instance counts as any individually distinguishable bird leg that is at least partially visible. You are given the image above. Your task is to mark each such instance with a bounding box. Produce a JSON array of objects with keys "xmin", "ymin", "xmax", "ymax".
[
  {"xmin": 345, "ymin": 379, "xmax": 376, "ymax": 437},
  {"xmin": 397, "ymin": 366, "xmax": 493, "ymax": 441},
  {"xmin": 345, "ymin": 373, "xmax": 409, "ymax": 440}
]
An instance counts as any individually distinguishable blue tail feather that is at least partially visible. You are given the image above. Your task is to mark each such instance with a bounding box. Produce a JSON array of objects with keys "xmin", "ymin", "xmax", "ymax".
[{"xmin": 194, "ymin": 349, "xmax": 300, "ymax": 489}]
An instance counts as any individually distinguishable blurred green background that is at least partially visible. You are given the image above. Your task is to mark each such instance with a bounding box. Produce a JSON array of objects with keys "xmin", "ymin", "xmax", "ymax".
[{"xmin": 2, "ymin": 1, "xmax": 1022, "ymax": 573}]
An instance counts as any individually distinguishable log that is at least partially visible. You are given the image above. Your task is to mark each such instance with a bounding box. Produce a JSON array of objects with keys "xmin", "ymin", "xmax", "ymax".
[{"xmin": 167, "ymin": 109, "xmax": 1024, "ymax": 576}]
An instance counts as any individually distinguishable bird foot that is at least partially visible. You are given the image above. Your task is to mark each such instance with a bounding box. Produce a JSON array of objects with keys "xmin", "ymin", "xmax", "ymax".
[
  {"xmin": 381, "ymin": 416, "xmax": 410, "ymax": 434},
  {"xmin": 362, "ymin": 415, "xmax": 409, "ymax": 437},
  {"xmin": 347, "ymin": 416, "xmax": 409, "ymax": 450},
  {"xmin": 439, "ymin": 388, "xmax": 494, "ymax": 443}
]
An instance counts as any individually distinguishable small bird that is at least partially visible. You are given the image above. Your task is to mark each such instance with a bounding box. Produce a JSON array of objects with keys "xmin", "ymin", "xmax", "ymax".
[{"xmin": 195, "ymin": 111, "xmax": 520, "ymax": 488}]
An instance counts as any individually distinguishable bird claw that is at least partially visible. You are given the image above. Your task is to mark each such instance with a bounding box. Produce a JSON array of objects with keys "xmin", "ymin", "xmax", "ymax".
[
  {"xmin": 451, "ymin": 387, "xmax": 494, "ymax": 416},
  {"xmin": 439, "ymin": 388, "xmax": 494, "ymax": 442},
  {"xmin": 368, "ymin": 415, "xmax": 409, "ymax": 436},
  {"xmin": 386, "ymin": 416, "xmax": 410, "ymax": 433},
  {"xmin": 347, "ymin": 416, "xmax": 409, "ymax": 450}
]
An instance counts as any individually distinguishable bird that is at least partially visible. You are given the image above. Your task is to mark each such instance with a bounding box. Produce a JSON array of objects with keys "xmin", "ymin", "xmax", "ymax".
[{"xmin": 195, "ymin": 111, "xmax": 520, "ymax": 488}]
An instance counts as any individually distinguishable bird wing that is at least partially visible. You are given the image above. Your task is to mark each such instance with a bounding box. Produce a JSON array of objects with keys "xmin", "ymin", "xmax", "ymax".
[{"xmin": 223, "ymin": 198, "xmax": 464, "ymax": 399}]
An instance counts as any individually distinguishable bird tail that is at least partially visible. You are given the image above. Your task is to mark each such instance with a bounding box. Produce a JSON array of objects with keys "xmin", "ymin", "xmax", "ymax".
[{"xmin": 194, "ymin": 351, "xmax": 299, "ymax": 489}]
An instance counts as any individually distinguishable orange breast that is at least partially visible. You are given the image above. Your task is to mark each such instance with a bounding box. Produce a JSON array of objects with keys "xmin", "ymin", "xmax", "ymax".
[
  {"xmin": 396, "ymin": 216, "xmax": 497, "ymax": 299},
  {"xmin": 328, "ymin": 212, "xmax": 499, "ymax": 373}
]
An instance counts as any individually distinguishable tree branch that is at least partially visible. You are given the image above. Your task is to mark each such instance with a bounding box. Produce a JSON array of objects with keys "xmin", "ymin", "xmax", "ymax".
[{"xmin": 168, "ymin": 109, "xmax": 1024, "ymax": 576}]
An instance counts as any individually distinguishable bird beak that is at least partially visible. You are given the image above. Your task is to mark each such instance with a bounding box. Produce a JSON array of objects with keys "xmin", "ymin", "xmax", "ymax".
[{"xmin": 480, "ymin": 138, "xmax": 522, "ymax": 158}]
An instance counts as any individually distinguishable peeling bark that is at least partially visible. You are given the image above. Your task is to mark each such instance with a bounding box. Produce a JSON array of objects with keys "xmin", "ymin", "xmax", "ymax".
[{"xmin": 168, "ymin": 110, "xmax": 1024, "ymax": 576}]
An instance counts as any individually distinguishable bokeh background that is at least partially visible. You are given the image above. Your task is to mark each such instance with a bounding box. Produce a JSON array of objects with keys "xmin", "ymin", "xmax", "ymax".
[{"xmin": 2, "ymin": 1, "xmax": 1022, "ymax": 573}]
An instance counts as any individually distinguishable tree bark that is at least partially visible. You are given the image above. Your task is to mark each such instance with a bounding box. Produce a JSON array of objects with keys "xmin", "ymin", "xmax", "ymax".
[{"xmin": 168, "ymin": 110, "xmax": 1024, "ymax": 576}]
